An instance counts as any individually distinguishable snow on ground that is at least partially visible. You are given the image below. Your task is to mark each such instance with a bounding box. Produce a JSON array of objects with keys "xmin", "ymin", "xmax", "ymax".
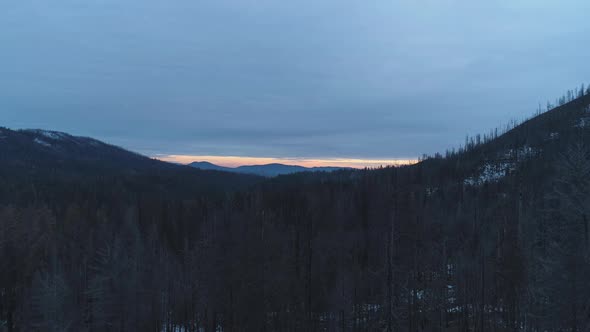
[
  {"xmin": 34, "ymin": 129, "xmax": 66, "ymax": 140},
  {"xmin": 33, "ymin": 138, "xmax": 52, "ymax": 147},
  {"xmin": 501, "ymin": 145, "xmax": 537, "ymax": 161},
  {"xmin": 516, "ymin": 145, "xmax": 537, "ymax": 160},
  {"xmin": 465, "ymin": 145, "xmax": 538, "ymax": 186},
  {"xmin": 464, "ymin": 162, "xmax": 514, "ymax": 186},
  {"xmin": 20, "ymin": 129, "xmax": 70, "ymax": 142},
  {"xmin": 548, "ymin": 132, "xmax": 559, "ymax": 140}
]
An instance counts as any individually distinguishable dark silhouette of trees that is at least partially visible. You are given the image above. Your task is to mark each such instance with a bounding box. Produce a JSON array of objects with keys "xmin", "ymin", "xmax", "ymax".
[{"xmin": 1, "ymin": 90, "xmax": 590, "ymax": 331}]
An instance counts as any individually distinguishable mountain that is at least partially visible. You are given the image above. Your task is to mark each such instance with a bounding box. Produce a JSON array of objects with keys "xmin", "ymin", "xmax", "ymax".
[
  {"xmin": 189, "ymin": 161, "xmax": 350, "ymax": 177},
  {"xmin": 0, "ymin": 128, "xmax": 346, "ymax": 178},
  {"xmin": 0, "ymin": 128, "xmax": 169, "ymax": 172},
  {"xmin": 0, "ymin": 128, "xmax": 263, "ymax": 198},
  {"xmin": 189, "ymin": 161, "xmax": 234, "ymax": 172}
]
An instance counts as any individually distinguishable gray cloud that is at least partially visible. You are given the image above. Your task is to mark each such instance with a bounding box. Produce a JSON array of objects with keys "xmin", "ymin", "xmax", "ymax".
[{"xmin": 2, "ymin": 0, "xmax": 590, "ymax": 159}]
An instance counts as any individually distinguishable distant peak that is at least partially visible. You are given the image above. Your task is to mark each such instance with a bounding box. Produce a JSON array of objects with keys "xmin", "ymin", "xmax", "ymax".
[
  {"xmin": 188, "ymin": 160, "xmax": 347, "ymax": 177},
  {"xmin": 189, "ymin": 161, "xmax": 218, "ymax": 166}
]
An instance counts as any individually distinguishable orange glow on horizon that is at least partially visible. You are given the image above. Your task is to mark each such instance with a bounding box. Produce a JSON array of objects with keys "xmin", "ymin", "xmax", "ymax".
[{"xmin": 154, "ymin": 154, "xmax": 418, "ymax": 169}]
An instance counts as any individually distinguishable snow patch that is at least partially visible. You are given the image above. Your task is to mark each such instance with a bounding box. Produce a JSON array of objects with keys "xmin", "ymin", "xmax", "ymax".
[
  {"xmin": 517, "ymin": 146, "xmax": 537, "ymax": 160},
  {"xmin": 465, "ymin": 145, "xmax": 537, "ymax": 186},
  {"xmin": 447, "ymin": 306, "xmax": 462, "ymax": 313},
  {"xmin": 548, "ymin": 132, "xmax": 559, "ymax": 140},
  {"xmin": 40, "ymin": 130, "xmax": 65, "ymax": 140},
  {"xmin": 34, "ymin": 138, "xmax": 52, "ymax": 147},
  {"xmin": 502, "ymin": 145, "xmax": 537, "ymax": 161},
  {"xmin": 464, "ymin": 161, "xmax": 514, "ymax": 186},
  {"xmin": 28, "ymin": 129, "xmax": 66, "ymax": 140}
]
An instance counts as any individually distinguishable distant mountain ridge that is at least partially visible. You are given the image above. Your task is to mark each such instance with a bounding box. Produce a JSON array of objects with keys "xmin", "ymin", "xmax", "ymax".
[
  {"xmin": 189, "ymin": 161, "xmax": 350, "ymax": 177},
  {"xmin": 0, "ymin": 126, "xmax": 348, "ymax": 186},
  {"xmin": 0, "ymin": 127, "xmax": 263, "ymax": 193}
]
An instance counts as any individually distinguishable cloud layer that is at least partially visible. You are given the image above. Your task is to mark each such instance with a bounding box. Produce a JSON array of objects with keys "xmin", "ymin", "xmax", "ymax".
[{"xmin": 2, "ymin": 0, "xmax": 590, "ymax": 161}]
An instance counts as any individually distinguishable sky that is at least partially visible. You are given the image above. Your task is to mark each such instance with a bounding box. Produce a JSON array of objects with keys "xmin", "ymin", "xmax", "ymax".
[{"xmin": 2, "ymin": 0, "xmax": 590, "ymax": 168}]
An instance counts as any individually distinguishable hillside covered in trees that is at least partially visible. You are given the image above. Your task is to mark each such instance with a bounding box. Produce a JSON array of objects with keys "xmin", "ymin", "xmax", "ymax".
[{"xmin": 2, "ymin": 89, "xmax": 590, "ymax": 331}]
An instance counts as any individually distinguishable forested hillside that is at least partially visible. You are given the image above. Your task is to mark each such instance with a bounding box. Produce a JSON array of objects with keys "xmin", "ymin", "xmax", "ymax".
[{"xmin": 2, "ymin": 91, "xmax": 590, "ymax": 331}]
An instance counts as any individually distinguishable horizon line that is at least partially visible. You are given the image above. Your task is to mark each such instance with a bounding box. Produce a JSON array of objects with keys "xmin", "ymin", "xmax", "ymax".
[{"xmin": 154, "ymin": 155, "xmax": 419, "ymax": 169}]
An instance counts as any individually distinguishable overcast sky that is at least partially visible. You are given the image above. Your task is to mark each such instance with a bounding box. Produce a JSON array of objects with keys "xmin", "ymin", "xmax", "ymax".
[{"xmin": 2, "ymin": 0, "xmax": 590, "ymax": 165}]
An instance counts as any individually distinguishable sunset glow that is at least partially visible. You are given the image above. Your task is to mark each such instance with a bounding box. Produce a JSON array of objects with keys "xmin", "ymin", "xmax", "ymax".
[{"xmin": 155, "ymin": 155, "xmax": 419, "ymax": 169}]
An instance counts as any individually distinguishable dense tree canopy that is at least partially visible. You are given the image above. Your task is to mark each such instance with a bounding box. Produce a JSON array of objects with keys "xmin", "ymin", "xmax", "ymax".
[{"xmin": 1, "ymin": 92, "xmax": 590, "ymax": 331}]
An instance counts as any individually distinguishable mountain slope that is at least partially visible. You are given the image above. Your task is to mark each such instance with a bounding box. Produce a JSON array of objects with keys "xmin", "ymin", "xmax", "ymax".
[
  {"xmin": 409, "ymin": 92, "xmax": 590, "ymax": 189},
  {"xmin": 0, "ymin": 128, "xmax": 263, "ymax": 199},
  {"xmin": 0, "ymin": 128, "xmax": 172, "ymax": 173}
]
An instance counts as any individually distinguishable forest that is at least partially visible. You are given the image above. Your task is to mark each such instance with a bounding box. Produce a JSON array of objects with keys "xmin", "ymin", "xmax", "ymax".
[{"xmin": 1, "ymin": 90, "xmax": 590, "ymax": 331}]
